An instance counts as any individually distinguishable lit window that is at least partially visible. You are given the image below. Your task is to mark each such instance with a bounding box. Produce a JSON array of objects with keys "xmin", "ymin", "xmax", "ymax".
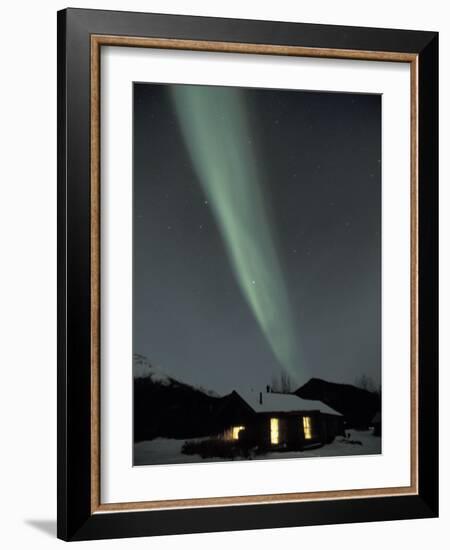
[
  {"xmin": 232, "ymin": 426, "xmax": 245, "ymax": 440},
  {"xmin": 270, "ymin": 418, "xmax": 279, "ymax": 445},
  {"xmin": 303, "ymin": 417, "xmax": 312, "ymax": 440}
]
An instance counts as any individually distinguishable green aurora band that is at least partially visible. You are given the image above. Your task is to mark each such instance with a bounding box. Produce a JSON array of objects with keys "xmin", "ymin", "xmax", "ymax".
[{"xmin": 171, "ymin": 85, "xmax": 305, "ymax": 384}]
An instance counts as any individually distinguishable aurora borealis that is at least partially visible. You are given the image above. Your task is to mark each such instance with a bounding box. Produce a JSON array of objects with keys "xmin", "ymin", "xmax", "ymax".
[
  {"xmin": 133, "ymin": 82, "xmax": 381, "ymax": 394},
  {"xmin": 171, "ymin": 85, "xmax": 304, "ymax": 384}
]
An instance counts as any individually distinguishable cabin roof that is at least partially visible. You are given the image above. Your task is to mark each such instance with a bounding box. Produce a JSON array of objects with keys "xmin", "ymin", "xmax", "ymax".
[{"xmin": 237, "ymin": 390, "xmax": 342, "ymax": 416}]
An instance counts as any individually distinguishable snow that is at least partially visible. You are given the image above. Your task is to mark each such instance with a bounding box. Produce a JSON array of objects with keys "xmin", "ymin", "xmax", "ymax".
[
  {"xmin": 133, "ymin": 354, "xmax": 172, "ymax": 386},
  {"xmin": 194, "ymin": 385, "xmax": 220, "ymax": 398},
  {"xmin": 133, "ymin": 430, "xmax": 380, "ymax": 466},
  {"xmin": 238, "ymin": 389, "xmax": 342, "ymax": 416},
  {"xmin": 134, "ymin": 437, "xmax": 218, "ymax": 466},
  {"xmin": 133, "ymin": 353, "xmax": 219, "ymax": 396},
  {"xmin": 264, "ymin": 429, "xmax": 381, "ymax": 459}
]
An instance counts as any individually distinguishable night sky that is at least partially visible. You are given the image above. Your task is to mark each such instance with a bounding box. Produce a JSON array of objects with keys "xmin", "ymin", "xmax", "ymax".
[{"xmin": 133, "ymin": 83, "xmax": 381, "ymax": 395}]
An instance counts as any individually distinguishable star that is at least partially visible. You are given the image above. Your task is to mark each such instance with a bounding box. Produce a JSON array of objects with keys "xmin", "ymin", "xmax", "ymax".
[{"xmin": 251, "ymin": 280, "xmax": 256, "ymax": 285}]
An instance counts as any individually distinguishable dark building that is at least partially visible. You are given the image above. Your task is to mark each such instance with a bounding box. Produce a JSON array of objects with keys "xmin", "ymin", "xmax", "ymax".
[
  {"xmin": 371, "ymin": 411, "xmax": 382, "ymax": 437},
  {"xmin": 216, "ymin": 388, "xmax": 344, "ymax": 452}
]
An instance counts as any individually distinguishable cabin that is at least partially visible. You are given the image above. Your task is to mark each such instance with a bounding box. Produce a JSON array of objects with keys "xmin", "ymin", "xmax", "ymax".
[{"xmin": 215, "ymin": 388, "xmax": 344, "ymax": 452}]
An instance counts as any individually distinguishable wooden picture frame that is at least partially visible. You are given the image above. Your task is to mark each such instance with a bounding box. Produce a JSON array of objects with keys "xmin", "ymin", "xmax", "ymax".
[{"xmin": 57, "ymin": 8, "xmax": 438, "ymax": 541}]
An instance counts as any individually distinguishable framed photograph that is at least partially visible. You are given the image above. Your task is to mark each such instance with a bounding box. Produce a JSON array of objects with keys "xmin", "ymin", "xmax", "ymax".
[{"xmin": 57, "ymin": 8, "xmax": 438, "ymax": 541}]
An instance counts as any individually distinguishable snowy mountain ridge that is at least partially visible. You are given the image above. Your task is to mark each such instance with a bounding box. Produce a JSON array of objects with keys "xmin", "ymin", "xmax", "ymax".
[
  {"xmin": 133, "ymin": 353, "xmax": 219, "ymax": 397},
  {"xmin": 133, "ymin": 353, "xmax": 172, "ymax": 385}
]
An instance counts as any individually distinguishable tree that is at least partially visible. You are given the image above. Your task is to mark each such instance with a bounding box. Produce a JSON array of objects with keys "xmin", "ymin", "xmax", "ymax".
[
  {"xmin": 354, "ymin": 374, "xmax": 381, "ymax": 401},
  {"xmin": 270, "ymin": 371, "xmax": 294, "ymax": 393}
]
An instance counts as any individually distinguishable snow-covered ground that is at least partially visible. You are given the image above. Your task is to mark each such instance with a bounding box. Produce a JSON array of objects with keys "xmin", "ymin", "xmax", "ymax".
[
  {"xmin": 134, "ymin": 430, "xmax": 381, "ymax": 466},
  {"xmin": 134, "ymin": 437, "xmax": 219, "ymax": 466},
  {"xmin": 266, "ymin": 429, "xmax": 381, "ymax": 460}
]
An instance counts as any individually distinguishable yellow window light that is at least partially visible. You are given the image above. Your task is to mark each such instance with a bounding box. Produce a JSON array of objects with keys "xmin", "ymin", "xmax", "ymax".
[
  {"xmin": 232, "ymin": 426, "xmax": 245, "ymax": 440},
  {"xmin": 303, "ymin": 416, "xmax": 312, "ymax": 440},
  {"xmin": 270, "ymin": 418, "xmax": 279, "ymax": 445}
]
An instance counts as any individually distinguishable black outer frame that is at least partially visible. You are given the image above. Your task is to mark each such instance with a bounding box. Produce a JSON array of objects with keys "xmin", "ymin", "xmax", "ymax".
[{"xmin": 57, "ymin": 8, "xmax": 438, "ymax": 542}]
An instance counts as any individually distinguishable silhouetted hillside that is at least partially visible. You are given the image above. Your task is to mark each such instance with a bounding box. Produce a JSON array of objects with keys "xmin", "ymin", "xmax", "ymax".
[
  {"xmin": 134, "ymin": 356, "xmax": 381, "ymax": 441},
  {"xmin": 133, "ymin": 354, "xmax": 223, "ymax": 441},
  {"xmin": 295, "ymin": 378, "xmax": 380, "ymax": 429}
]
